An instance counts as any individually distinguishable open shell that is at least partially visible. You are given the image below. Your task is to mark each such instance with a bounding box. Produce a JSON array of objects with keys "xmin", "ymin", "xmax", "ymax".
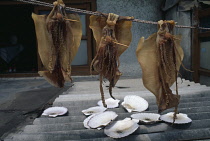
[
  {"xmin": 83, "ymin": 114, "xmax": 97, "ymax": 129},
  {"xmin": 42, "ymin": 107, "xmax": 68, "ymax": 117},
  {"xmin": 97, "ymin": 98, "xmax": 120, "ymax": 108},
  {"xmin": 88, "ymin": 111, "xmax": 118, "ymax": 129},
  {"xmin": 160, "ymin": 112, "xmax": 192, "ymax": 124},
  {"xmin": 104, "ymin": 118, "xmax": 139, "ymax": 138},
  {"xmin": 131, "ymin": 113, "xmax": 160, "ymax": 124},
  {"xmin": 82, "ymin": 106, "xmax": 107, "ymax": 116},
  {"xmin": 121, "ymin": 95, "xmax": 149, "ymax": 112}
]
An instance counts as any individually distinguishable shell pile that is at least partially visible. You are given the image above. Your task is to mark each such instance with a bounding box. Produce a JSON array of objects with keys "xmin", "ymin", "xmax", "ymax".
[
  {"xmin": 97, "ymin": 98, "xmax": 120, "ymax": 108},
  {"xmin": 131, "ymin": 113, "xmax": 160, "ymax": 124},
  {"xmin": 104, "ymin": 118, "xmax": 139, "ymax": 138},
  {"xmin": 160, "ymin": 112, "xmax": 192, "ymax": 124},
  {"xmin": 121, "ymin": 95, "xmax": 148, "ymax": 112},
  {"xmin": 88, "ymin": 111, "xmax": 118, "ymax": 129},
  {"xmin": 82, "ymin": 95, "xmax": 192, "ymax": 139},
  {"xmin": 42, "ymin": 107, "xmax": 68, "ymax": 117},
  {"xmin": 82, "ymin": 106, "xmax": 107, "ymax": 116}
]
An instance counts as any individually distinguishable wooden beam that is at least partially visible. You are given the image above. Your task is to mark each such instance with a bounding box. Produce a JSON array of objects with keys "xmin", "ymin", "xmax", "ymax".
[
  {"xmin": 199, "ymin": 8, "xmax": 210, "ymax": 18},
  {"xmin": 199, "ymin": 68, "xmax": 210, "ymax": 77},
  {"xmin": 0, "ymin": 73, "xmax": 39, "ymax": 78},
  {"xmin": 0, "ymin": 0, "xmax": 97, "ymax": 6},
  {"xmin": 0, "ymin": 1, "xmax": 24, "ymax": 5},
  {"xmin": 199, "ymin": 31, "xmax": 210, "ymax": 38},
  {"xmin": 192, "ymin": 7, "xmax": 200, "ymax": 83}
]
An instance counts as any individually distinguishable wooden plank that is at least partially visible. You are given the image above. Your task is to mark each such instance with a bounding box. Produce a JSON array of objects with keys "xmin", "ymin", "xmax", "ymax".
[
  {"xmin": 42, "ymin": 0, "xmax": 96, "ymax": 4},
  {"xmin": 199, "ymin": 8, "xmax": 210, "ymax": 18},
  {"xmin": 86, "ymin": 3, "xmax": 92, "ymax": 74},
  {"xmin": 199, "ymin": 68, "xmax": 210, "ymax": 77},
  {"xmin": 192, "ymin": 7, "xmax": 200, "ymax": 83},
  {"xmin": 199, "ymin": 31, "xmax": 210, "ymax": 38},
  {"xmin": 0, "ymin": 1, "xmax": 24, "ymax": 5},
  {"xmin": 90, "ymin": 0, "xmax": 97, "ymax": 74},
  {"xmin": 71, "ymin": 66, "xmax": 98, "ymax": 75},
  {"xmin": 196, "ymin": 7, "xmax": 210, "ymax": 82},
  {"xmin": 0, "ymin": 73, "xmax": 39, "ymax": 78},
  {"xmin": 0, "ymin": 0, "xmax": 97, "ymax": 5}
]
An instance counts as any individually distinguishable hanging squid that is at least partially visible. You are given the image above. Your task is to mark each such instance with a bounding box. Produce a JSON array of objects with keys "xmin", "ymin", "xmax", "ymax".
[
  {"xmin": 136, "ymin": 20, "xmax": 184, "ymax": 120},
  {"xmin": 90, "ymin": 13, "xmax": 133, "ymax": 107},
  {"xmin": 32, "ymin": 0, "xmax": 82, "ymax": 87}
]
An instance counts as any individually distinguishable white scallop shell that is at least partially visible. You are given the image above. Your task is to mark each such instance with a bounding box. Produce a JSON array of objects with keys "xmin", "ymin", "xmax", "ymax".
[
  {"xmin": 97, "ymin": 98, "xmax": 120, "ymax": 108},
  {"xmin": 160, "ymin": 112, "xmax": 192, "ymax": 124},
  {"xmin": 82, "ymin": 106, "xmax": 107, "ymax": 116},
  {"xmin": 104, "ymin": 118, "xmax": 139, "ymax": 138},
  {"xmin": 121, "ymin": 95, "xmax": 148, "ymax": 113},
  {"xmin": 88, "ymin": 111, "xmax": 118, "ymax": 129},
  {"xmin": 131, "ymin": 113, "xmax": 160, "ymax": 124},
  {"xmin": 42, "ymin": 107, "xmax": 68, "ymax": 117},
  {"xmin": 83, "ymin": 114, "xmax": 97, "ymax": 129}
]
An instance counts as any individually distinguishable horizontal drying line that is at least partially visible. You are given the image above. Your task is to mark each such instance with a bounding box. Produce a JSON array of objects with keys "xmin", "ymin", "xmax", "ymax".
[{"xmin": 16, "ymin": 0, "xmax": 210, "ymax": 30}]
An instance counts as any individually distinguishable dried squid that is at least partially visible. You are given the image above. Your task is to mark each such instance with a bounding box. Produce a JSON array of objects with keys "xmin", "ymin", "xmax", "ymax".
[
  {"xmin": 32, "ymin": 0, "xmax": 82, "ymax": 87},
  {"xmin": 89, "ymin": 13, "xmax": 133, "ymax": 107},
  {"xmin": 136, "ymin": 20, "xmax": 184, "ymax": 120}
]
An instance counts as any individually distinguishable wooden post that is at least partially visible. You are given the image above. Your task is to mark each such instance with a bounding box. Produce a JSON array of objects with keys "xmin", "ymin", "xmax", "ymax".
[{"xmin": 192, "ymin": 7, "xmax": 200, "ymax": 83}]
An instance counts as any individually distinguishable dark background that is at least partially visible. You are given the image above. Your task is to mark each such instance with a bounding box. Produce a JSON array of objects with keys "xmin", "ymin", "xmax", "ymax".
[{"xmin": 0, "ymin": 5, "xmax": 37, "ymax": 73}]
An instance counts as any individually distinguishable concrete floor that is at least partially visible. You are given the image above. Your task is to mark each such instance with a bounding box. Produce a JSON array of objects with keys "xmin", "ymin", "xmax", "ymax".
[{"xmin": 0, "ymin": 77, "xmax": 70, "ymax": 139}]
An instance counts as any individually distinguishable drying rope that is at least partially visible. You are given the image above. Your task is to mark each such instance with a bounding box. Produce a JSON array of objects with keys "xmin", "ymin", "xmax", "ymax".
[{"xmin": 16, "ymin": 0, "xmax": 210, "ymax": 30}]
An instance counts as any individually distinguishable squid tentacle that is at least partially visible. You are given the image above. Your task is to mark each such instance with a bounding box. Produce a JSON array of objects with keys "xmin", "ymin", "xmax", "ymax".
[
  {"xmin": 100, "ymin": 75, "xmax": 107, "ymax": 107},
  {"xmin": 109, "ymin": 80, "xmax": 115, "ymax": 99}
]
